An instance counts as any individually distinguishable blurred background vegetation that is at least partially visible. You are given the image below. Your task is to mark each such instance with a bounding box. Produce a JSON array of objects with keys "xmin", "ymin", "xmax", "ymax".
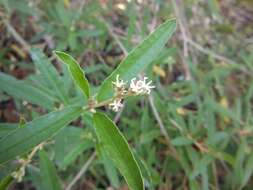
[{"xmin": 0, "ymin": 0, "xmax": 253, "ymax": 189}]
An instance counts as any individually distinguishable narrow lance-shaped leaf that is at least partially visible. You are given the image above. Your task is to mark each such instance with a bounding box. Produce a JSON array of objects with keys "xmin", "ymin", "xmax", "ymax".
[
  {"xmin": 0, "ymin": 72, "xmax": 55, "ymax": 109},
  {"xmin": 97, "ymin": 19, "xmax": 176, "ymax": 101},
  {"xmin": 0, "ymin": 106, "xmax": 82, "ymax": 164},
  {"xmin": 30, "ymin": 48, "xmax": 69, "ymax": 104},
  {"xmin": 54, "ymin": 51, "xmax": 90, "ymax": 98},
  {"xmin": 39, "ymin": 150, "xmax": 63, "ymax": 190},
  {"xmin": 27, "ymin": 166, "xmax": 43, "ymax": 190},
  {"xmin": 93, "ymin": 113, "xmax": 144, "ymax": 190},
  {"xmin": 97, "ymin": 143, "xmax": 120, "ymax": 188},
  {"xmin": 241, "ymin": 153, "xmax": 253, "ymax": 188},
  {"xmin": 0, "ymin": 123, "xmax": 18, "ymax": 139}
]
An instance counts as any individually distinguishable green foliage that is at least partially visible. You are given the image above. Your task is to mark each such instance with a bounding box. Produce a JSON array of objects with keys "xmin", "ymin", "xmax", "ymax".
[
  {"xmin": 0, "ymin": 123, "xmax": 18, "ymax": 139},
  {"xmin": 54, "ymin": 51, "xmax": 90, "ymax": 98},
  {"xmin": 0, "ymin": 0, "xmax": 253, "ymax": 189},
  {"xmin": 0, "ymin": 106, "xmax": 82, "ymax": 164},
  {"xmin": 30, "ymin": 48, "xmax": 69, "ymax": 104},
  {"xmin": 0, "ymin": 73, "xmax": 55, "ymax": 109},
  {"xmin": 39, "ymin": 150, "xmax": 63, "ymax": 190},
  {"xmin": 171, "ymin": 137, "xmax": 194, "ymax": 146},
  {"xmin": 0, "ymin": 175, "xmax": 13, "ymax": 190},
  {"xmin": 93, "ymin": 112, "xmax": 144, "ymax": 190},
  {"xmin": 54, "ymin": 127, "xmax": 93, "ymax": 169},
  {"xmin": 0, "ymin": 15, "xmax": 179, "ymax": 190},
  {"xmin": 97, "ymin": 19, "xmax": 176, "ymax": 101},
  {"xmin": 98, "ymin": 147, "xmax": 120, "ymax": 188}
]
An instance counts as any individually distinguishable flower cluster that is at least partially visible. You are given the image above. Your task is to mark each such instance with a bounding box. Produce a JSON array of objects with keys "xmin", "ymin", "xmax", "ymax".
[
  {"xmin": 109, "ymin": 99, "xmax": 123, "ymax": 112},
  {"xmin": 109, "ymin": 75, "xmax": 155, "ymax": 112},
  {"xmin": 130, "ymin": 77, "xmax": 155, "ymax": 95},
  {"xmin": 12, "ymin": 159, "xmax": 26, "ymax": 182}
]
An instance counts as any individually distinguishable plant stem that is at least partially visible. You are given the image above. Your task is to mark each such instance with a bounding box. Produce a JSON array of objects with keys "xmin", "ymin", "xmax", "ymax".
[
  {"xmin": 65, "ymin": 152, "xmax": 96, "ymax": 190},
  {"xmin": 0, "ymin": 175, "xmax": 14, "ymax": 190},
  {"xmin": 2, "ymin": 18, "xmax": 31, "ymax": 52}
]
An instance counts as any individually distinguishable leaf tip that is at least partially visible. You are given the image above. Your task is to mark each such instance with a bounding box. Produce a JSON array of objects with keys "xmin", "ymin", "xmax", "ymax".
[{"xmin": 53, "ymin": 50, "xmax": 64, "ymax": 57}]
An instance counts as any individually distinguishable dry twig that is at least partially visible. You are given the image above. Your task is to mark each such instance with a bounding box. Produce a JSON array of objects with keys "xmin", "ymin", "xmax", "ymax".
[{"xmin": 65, "ymin": 152, "xmax": 96, "ymax": 190}]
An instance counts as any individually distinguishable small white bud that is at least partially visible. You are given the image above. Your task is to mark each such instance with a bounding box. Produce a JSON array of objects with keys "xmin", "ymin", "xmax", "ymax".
[
  {"xmin": 109, "ymin": 99, "xmax": 123, "ymax": 112},
  {"xmin": 112, "ymin": 74, "xmax": 127, "ymax": 89}
]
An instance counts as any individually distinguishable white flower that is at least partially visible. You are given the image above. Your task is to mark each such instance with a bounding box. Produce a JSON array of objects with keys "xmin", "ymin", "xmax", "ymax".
[
  {"xmin": 130, "ymin": 78, "xmax": 142, "ymax": 94},
  {"xmin": 141, "ymin": 77, "xmax": 155, "ymax": 94},
  {"xmin": 112, "ymin": 74, "xmax": 127, "ymax": 89},
  {"xmin": 109, "ymin": 99, "xmax": 123, "ymax": 112},
  {"xmin": 130, "ymin": 77, "xmax": 155, "ymax": 95},
  {"xmin": 12, "ymin": 167, "xmax": 25, "ymax": 182}
]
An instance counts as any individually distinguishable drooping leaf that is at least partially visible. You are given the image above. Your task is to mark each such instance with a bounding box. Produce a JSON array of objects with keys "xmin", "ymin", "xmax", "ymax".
[
  {"xmin": 39, "ymin": 150, "xmax": 63, "ymax": 190},
  {"xmin": 0, "ymin": 72, "xmax": 55, "ymax": 109},
  {"xmin": 30, "ymin": 48, "xmax": 69, "ymax": 104},
  {"xmin": 97, "ymin": 19, "xmax": 176, "ymax": 101},
  {"xmin": 54, "ymin": 51, "xmax": 90, "ymax": 98},
  {"xmin": 93, "ymin": 112, "xmax": 144, "ymax": 190},
  {"xmin": 0, "ymin": 106, "xmax": 82, "ymax": 164}
]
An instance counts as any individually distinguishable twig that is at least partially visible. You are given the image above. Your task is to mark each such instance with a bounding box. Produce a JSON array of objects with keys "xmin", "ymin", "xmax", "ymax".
[
  {"xmin": 185, "ymin": 37, "xmax": 236, "ymax": 64},
  {"xmin": 70, "ymin": 0, "xmax": 86, "ymax": 29},
  {"xmin": 171, "ymin": 0, "xmax": 192, "ymax": 80},
  {"xmin": 2, "ymin": 19, "xmax": 31, "ymax": 52},
  {"xmin": 12, "ymin": 143, "xmax": 44, "ymax": 182},
  {"xmin": 212, "ymin": 162, "xmax": 219, "ymax": 190},
  {"xmin": 103, "ymin": 20, "xmax": 128, "ymax": 56},
  {"xmin": 172, "ymin": 0, "xmax": 188, "ymax": 57},
  {"xmin": 65, "ymin": 152, "xmax": 96, "ymax": 190},
  {"xmin": 170, "ymin": 0, "xmax": 235, "ymax": 65},
  {"xmin": 148, "ymin": 95, "xmax": 179, "ymax": 160}
]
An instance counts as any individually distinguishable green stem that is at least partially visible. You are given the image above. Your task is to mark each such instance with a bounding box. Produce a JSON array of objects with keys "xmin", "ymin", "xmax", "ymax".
[
  {"xmin": 84, "ymin": 93, "xmax": 132, "ymax": 111},
  {"xmin": 0, "ymin": 175, "xmax": 14, "ymax": 190}
]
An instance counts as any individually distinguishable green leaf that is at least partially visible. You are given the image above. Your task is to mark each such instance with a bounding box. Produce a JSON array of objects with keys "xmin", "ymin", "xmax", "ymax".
[
  {"xmin": 0, "ymin": 123, "xmax": 18, "ymax": 139},
  {"xmin": 54, "ymin": 51, "xmax": 90, "ymax": 98},
  {"xmin": 0, "ymin": 106, "xmax": 82, "ymax": 164},
  {"xmin": 39, "ymin": 150, "xmax": 63, "ymax": 190},
  {"xmin": 171, "ymin": 137, "xmax": 194, "ymax": 146},
  {"xmin": 93, "ymin": 112, "xmax": 144, "ymax": 190},
  {"xmin": 0, "ymin": 72, "xmax": 55, "ymax": 109},
  {"xmin": 0, "ymin": 175, "xmax": 13, "ymax": 190},
  {"xmin": 62, "ymin": 142, "xmax": 91, "ymax": 168},
  {"xmin": 97, "ymin": 18, "xmax": 176, "ymax": 101},
  {"xmin": 30, "ymin": 48, "xmax": 69, "ymax": 104},
  {"xmin": 54, "ymin": 127, "xmax": 93, "ymax": 169},
  {"xmin": 97, "ymin": 144, "xmax": 120, "ymax": 188},
  {"xmin": 190, "ymin": 155, "xmax": 213, "ymax": 179},
  {"xmin": 208, "ymin": 147, "xmax": 235, "ymax": 166},
  {"xmin": 27, "ymin": 165, "xmax": 43, "ymax": 190},
  {"xmin": 241, "ymin": 153, "xmax": 253, "ymax": 188}
]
